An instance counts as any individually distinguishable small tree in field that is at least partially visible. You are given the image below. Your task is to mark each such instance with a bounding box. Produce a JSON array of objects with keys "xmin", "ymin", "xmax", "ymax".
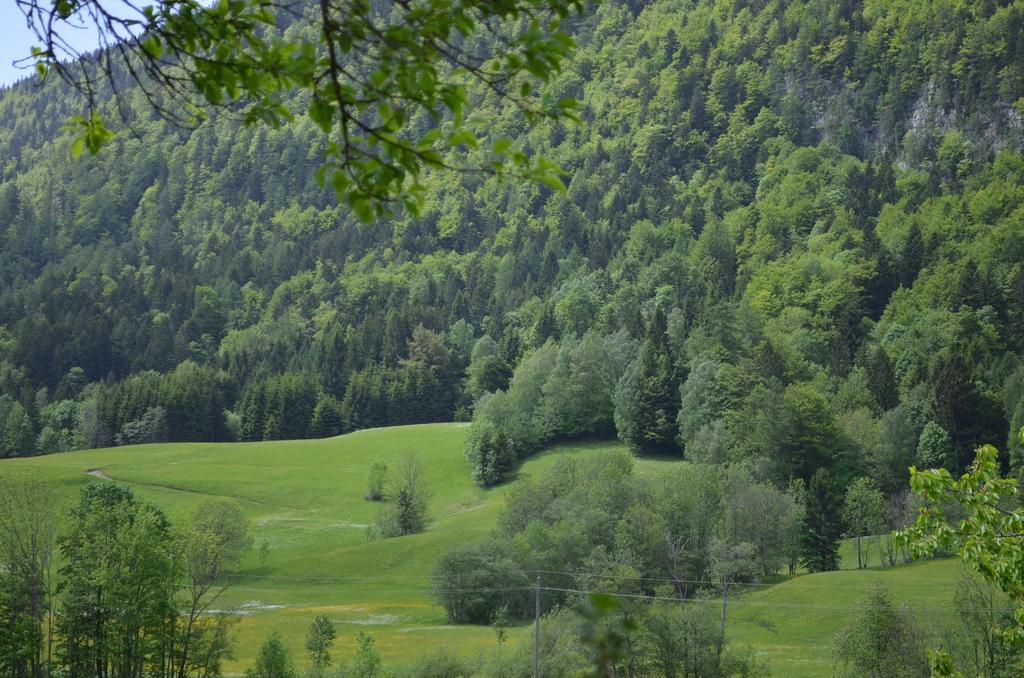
[
  {"xmin": 365, "ymin": 461, "xmax": 387, "ymax": 501},
  {"xmin": 832, "ymin": 585, "xmax": 929, "ymax": 677},
  {"xmin": 370, "ymin": 453, "xmax": 429, "ymax": 538},
  {"xmin": 843, "ymin": 478, "xmax": 885, "ymax": 569},
  {"xmin": 345, "ymin": 633, "xmax": 382, "ymax": 678},
  {"xmin": 305, "ymin": 615, "xmax": 336, "ymax": 677},
  {"xmin": 246, "ymin": 634, "xmax": 296, "ymax": 678}
]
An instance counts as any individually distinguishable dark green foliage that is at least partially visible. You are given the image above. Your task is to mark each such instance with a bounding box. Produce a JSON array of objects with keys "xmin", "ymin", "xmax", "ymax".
[
  {"xmin": 1, "ymin": 400, "xmax": 34, "ymax": 457},
  {"xmin": 433, "ymin": 541, "xmax": 531, "ymax": 624},
  {"xmin": 240, "ymin": 372, "xmax": 348, "ymax": 440},
  {"xmin": 801, "ymin": 468, "xmax": 843, "ymax": 573},
  {"xmin": 865, "ymin": 346, "xmax": 900, "ymax": 413},
  {"xmin": 900, "ymin": 224, "xmax": 925, "ymax": 287},
  {"xmin": 614, "ymin": 309, "xmax": 680, "ymax": 456},
  {"xmin": 370, "ymin": 453, "xmax": 428, "ymax": 538},
  {"xmin": 310, "ymin": 394, "xmax": 344, "ymax": 438},
  {"xmin": 471, "ymin": 430, "xmax": 517, "ymax": 488},
  {"xmin": 395, "ymin": 488, "xmax": 422, "ymax": 536},
  {"xmin": 933, "ymin": 354, "xmax": 1008, "ymax": 472}
]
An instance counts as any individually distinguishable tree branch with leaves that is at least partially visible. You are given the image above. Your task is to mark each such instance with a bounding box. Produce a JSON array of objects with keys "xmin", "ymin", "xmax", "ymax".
[{"xmin": 16, "ymin": 0, "xmax": 584, "ymax": 218}]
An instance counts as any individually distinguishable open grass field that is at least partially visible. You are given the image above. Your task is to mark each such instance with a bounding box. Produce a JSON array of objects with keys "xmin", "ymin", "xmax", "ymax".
[{"xmin": 1, "ymin": 423, "xmax": 969, "ymax": 675}]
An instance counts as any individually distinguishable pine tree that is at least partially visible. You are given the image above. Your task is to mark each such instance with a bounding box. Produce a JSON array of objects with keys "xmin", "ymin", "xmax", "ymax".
[
  {"xmin": 900, "ymin": 223, "xmax": 924, "ymax": 287},
  {"xmin": 801, "ymin": 468, "xmax": 843, "ymax": 572},
  {"xmin": 865, "ymin": 346, "xmax": 899, "ymax": 412},
  {"xmin": 395, "ymin": 488, "xmax": 421, "ymax": 536},
  {"xmin": 310, "ymin": 395, "xmax": 343, "ymax": 438},
  {"xmin": 614, "ymin": 308, "xmax": 680, "ymax": 455},
  {"xmin": 2, "ymin": 402, "xmax": 35, "ymax": 457},
  {"xmin": 532, "ymin": 303, "xmax": 558, "ymax": 346}
]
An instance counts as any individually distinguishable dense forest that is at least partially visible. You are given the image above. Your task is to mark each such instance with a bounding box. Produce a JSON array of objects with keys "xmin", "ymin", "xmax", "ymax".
[{"xmin": 1, "ymin": 0, "xmax": 1023, "ymax": 502}]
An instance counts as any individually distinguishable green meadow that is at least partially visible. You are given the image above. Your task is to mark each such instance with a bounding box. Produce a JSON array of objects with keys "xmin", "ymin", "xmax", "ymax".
[{"xmin": 1, "ymin": 423, "xmax": 968, "ymax": 675}]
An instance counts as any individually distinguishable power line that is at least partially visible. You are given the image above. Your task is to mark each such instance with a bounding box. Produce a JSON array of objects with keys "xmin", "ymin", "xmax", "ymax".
[
  {"xmin": 226, "ymin": 569, "xmax": 950, "ymax": 589},
  {"xmin": 533, "ymin": 568, "xmax": 950, "ymax": 590},
  {"xmin": 537, "ymin": 586, "xmax": 1014, "ymax": 614},
  {"xmin": 211, "ymin": 576, "xmax": 1012, "ymax": 615}
]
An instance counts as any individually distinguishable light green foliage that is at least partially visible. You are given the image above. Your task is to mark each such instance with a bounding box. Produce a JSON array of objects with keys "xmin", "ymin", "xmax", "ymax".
[
  {"xmin": 246, "ymin": 634, "xmax": 297, "ymax": 678},
  {"xmin": 0, "ymin": 477, "xmax": 57, "ymax": 678},
  {"xmin": 57, "ymin": 484, "xmax": 177, "ymax": 676},
  {"xmin": 831, "ymin": 585, "xmax": 929, "ymax": 678},
  {"xmin": 343, "ymin": 633, "xmax": 382, "ymax": 678},
  {"xmin": 0, "ymin": 423, "xmax": 989, "ymax": 675},
  {"xmin": 304, "ymin": 615, "xmax": 336, "ymax": 677},
  {"xmin": 916, "ymin": 421, "xmax": 956, "ymax": 470},
  {"xmin": 192, "ymin": 498, "xmax": 254, "ymax": 567},
  {"xmin": 400, "ymin": 649, "xmax": 471, "ymax": 678},
  {"xmin": 439, "ymin": 450, "xmax": 801, "ymax": 631},
  {"xmin": 843, "ymin": 477, "xmax": 886, "ymax": 569},
  {"xmin": 677, "ymin": 359, "xmax": 744, "ymax": 458},
  {"xmin": 365, "ymin": 460, "xmax": 387, "ymax": 501},
  {"xmin": 114, "ymin": 405, "xmax": 168, "ymax": 446},
  {"xmin": 940, "ymin": 573, "xmax": 1024, "ymax": 678},
  {"xmin": 901, "ymin": 441, "xmax": 1024, "ymax": 647},
  {"xmin": 23, "ymin": 0, "xmax": 583, "ymax": 216},
  {"xmin": 466, "ymin": 333, "xmax": 634, "ymax": 485},
  {"xmin": 0, "ymin": 0, "xmax": 1020, "ymax": 497}
]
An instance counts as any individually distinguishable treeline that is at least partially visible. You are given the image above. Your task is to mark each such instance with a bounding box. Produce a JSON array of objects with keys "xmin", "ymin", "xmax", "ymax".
[
  {"xmin": 436, "ymin": 451, "xmax": 914, "ymax": 626},
  {"xmin": 466, "ymin": 147, "xmax": 1024, "ymax": 491},
  {"xmin": 1, "ymin": 0, "xmax": 1023, "ymax": 466}
]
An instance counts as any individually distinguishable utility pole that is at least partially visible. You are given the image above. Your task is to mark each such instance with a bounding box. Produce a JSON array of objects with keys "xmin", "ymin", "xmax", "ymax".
[{"xmin": 534, "ymin": 575, "xmax": 541, "ymax": 678}]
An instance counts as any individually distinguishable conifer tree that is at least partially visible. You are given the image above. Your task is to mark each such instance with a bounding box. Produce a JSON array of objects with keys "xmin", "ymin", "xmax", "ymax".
[
  {"xmin": 900, "ymin": 223, "xmax": 924, "ymax": 287},
  {"xmin": 310, "ymin": 395, "xmax": 343, "ymax": 438},
  {"xmin": 614, "ymin": 308, "xmax": 680, "ymax": 455},
  {"xmin": 801, "ymin": 468, "xmax": 843, "ymax": 572},
  {"xmin": 865, "ymin": 346, "xmax": 899, "ymax": 412}
]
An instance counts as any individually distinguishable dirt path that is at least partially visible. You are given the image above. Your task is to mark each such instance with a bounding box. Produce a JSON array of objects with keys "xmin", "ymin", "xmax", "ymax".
[{"xmin": 82, "ymin": 467, "xmax": 297, "ymax": 510}]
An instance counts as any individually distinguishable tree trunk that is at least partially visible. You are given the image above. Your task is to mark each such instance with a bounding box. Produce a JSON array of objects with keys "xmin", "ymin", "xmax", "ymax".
[{"xmin": 717, "ymin": 581, "xmax": 729, "ymax": 658}]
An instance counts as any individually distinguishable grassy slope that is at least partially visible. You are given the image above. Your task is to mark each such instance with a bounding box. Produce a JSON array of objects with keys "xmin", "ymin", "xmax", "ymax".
[
  {"xmin": 0, "ymin": 425, "xmax": 639, "ymax": 671},
  {"xmin": 730, "ymin": 558, "xmax": 966, "ymax": 676},
  {"xmin": 1, "ymin": 424, "xmax": 966, "ymax": 675}
]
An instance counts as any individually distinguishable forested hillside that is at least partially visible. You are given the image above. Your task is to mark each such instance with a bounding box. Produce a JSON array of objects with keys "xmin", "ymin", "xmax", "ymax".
[{"xmin": 1, "ymin": 0, "xmax": 1023, "ymax": 498}]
